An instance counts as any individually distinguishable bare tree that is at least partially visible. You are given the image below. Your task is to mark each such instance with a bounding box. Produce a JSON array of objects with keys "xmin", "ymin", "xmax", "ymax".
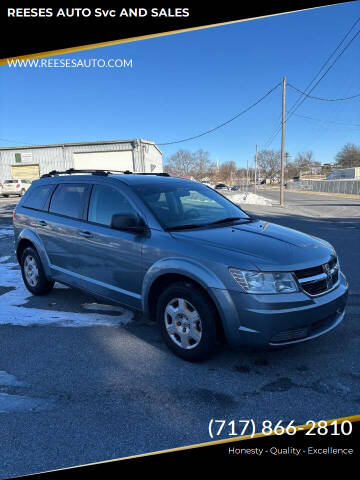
[
  {"xmin": 235, "ymin": 168, "xmax": 247, "ymax": 183},
  {"xmin": 285, "ymin": 161, "xmax": 299, "ymax": 179},
  {"xmin": 335, "ymin": 143, "xmax": 360, "ymax": 168},
  {"xmin": 294, "ymin": 151, "xmax": 317, "ymax": 172},
  {"xmin": 218, "ymin": 161, "xmax": 237, "ymax": 184},
  {"xmin": 257, "ymin": 150, "xmax": 281, "ymax": 183},
  {"xmin": 164, "ymin": 150, "xmax": 195, "ymax": 177},
  {"xmin": 193, "ymin": 149, "xmax": 213, "ymax": 180},
  {"xmin": 164, "ymin": 149, "xmax": 214, "ymax": 179}
]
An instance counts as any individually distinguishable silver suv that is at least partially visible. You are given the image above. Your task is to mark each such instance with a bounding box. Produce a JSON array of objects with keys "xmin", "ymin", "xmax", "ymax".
[
  {"xmin": 2, "ymin": 179, "xmax": 32, "ymax": 197},
  {"xmin": 13, "ymin": 170, "xmax": 348, "ymax": 361}
]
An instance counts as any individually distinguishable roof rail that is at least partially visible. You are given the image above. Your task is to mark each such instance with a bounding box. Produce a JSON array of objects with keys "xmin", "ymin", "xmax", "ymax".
[
  {"xmin": 41, "ymin": 168, "xmax": 169, "ymax": 178},
  {"xmin": 123, "ymin": 172, "xmax": 170, "ymax": 177},
  {"xmin": 40, "ymin": 168, "xmax": 131, "ymax": 178}
]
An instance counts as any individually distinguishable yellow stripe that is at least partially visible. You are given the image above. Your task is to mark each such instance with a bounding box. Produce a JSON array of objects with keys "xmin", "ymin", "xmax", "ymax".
[{"xmin": 0, "ymin": 6, "xmax": 326, "ymax": 66}]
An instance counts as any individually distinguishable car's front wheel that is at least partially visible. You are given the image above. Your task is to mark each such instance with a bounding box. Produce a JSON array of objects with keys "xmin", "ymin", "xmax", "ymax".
[
  {"xmin": 20, "ymin": 246, "xmax": 54, "ymax": 295},
  {"xmin": 157, "ymin": 282, "xmax": 218, "ymax": 361}
]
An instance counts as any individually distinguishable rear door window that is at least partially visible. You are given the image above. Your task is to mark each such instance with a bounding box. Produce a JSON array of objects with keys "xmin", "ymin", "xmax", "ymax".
[
  {"xmin": 22, "ymin": 184, "xmax": 54, "ymax": 211},
  {"xmin": 49, "ymin": 184, "xmax": 88, "ymax": 219}
]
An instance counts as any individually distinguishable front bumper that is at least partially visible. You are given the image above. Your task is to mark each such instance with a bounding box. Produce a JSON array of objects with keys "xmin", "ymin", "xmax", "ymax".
[{"xmin": 210, "ymin": 272, "xmax": 348, "ymax": 347}]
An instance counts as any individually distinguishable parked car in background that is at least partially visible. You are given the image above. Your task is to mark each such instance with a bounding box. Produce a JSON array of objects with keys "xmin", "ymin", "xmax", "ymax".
[
  {"xmin": 231, "ymin": 185, "xmax": 240, "ymax": 191},
  {"xmin": 13, "ymin": 170, "xmax": 348, "ymax": 361},
  {"xmin": 200, "ymin": 180, "xmax": 214, "ymax": 189},
  {"xmin": 214, "ymin": 183, "xmax": 229, "ymax": 191},
  {"xmin": 1, "ymin": 179, "xmax": 32, "ymax": 197}
]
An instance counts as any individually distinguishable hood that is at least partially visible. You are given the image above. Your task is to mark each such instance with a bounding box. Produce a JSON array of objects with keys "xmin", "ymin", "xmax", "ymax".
[{"xmin": 171, "ymin": 220, "xmax": 334, "ymax": 271}]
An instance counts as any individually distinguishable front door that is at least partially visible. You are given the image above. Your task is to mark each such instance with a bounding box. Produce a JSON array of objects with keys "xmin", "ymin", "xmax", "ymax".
[{"xmin": 78, "ymin": 183, "xmax": 144, "ymax": 309}]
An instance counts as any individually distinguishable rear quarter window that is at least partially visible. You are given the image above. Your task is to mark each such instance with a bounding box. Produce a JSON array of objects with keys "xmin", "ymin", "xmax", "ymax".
[{"xmin": 22, "ymin": 184, "xmax": 54, "ymax": 210}]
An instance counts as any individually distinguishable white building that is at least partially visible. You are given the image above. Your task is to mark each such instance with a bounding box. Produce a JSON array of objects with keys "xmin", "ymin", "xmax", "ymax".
[{"xmin": 0, "ymin": 139, "xmax": 162, "ymax": 183}]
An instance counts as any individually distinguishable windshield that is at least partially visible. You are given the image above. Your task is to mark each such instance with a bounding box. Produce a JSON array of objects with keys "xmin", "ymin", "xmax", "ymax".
[
  {"xmin": 4, "ymin": 180, "xmax": 17, "ymax": 183},
  {"xmin": 133, "ymin": 180, "xmax": 250, "ymax": 230}
]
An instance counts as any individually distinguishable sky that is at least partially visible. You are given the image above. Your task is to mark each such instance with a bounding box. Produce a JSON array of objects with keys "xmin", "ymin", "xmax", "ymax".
[{"xmin": 0, "ymin": 1, "xmax": 359, "ymax": 168}]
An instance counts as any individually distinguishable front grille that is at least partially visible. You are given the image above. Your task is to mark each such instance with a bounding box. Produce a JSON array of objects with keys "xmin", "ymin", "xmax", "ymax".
[
  {"xmin": 270, "ymin": 314, "xmax": 335, "ymax": 344},
  {"xmin": 301, "ymin": 279, "xmax": 328, "ymax": 295},
  {"xmin": 294, "ymin": 256, "xmax": 338, "ymax": 296},
  {"xmin": 271, "ymin": 327, "xmax": 308, "ymax": 343},
  {"xmin": 294, "ymin": 265, "xmax": 324, "ymax": 279}
]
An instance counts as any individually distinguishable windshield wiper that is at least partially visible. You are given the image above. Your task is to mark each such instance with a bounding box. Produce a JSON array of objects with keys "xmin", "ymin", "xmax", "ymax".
[
  {"xmin": 165, "ymin": 224, "xmax": 206, "ymax": 231},
  {"xmin": 165, "ymin": 217, "xmax": 253, "ymax": 231},
  {"xmin": 207, "ymin": 217, "xmax": 252, "ymax": 226}
]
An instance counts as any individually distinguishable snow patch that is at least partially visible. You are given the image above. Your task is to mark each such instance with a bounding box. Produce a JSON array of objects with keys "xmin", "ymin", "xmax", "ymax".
[
  {"xmin": 0, "ymin": 371, "xmax": 26, "ymax": 387},
  {"xmin": 0, "ymin": 260, "xmax": 134, "ymax": 327},
  {"xmin": 0, "ymin": 225, "xmax": 13, "ymax": 238},
  {"xmin": 0, "ymin": 392, "xmax": 54, "ymax": 413},
  {"xmin": 229, "ymin": 192, "xmax": 272, "ymax": 206},
  {"xmin": 83, "ymin": 303, "xmax": 125, "ymax": 313}
]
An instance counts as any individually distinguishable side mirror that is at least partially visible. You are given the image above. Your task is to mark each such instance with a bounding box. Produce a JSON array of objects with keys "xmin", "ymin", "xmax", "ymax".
[{"xmin": 111, "ymin": 213, "xmax": 147, "ymax": 233}]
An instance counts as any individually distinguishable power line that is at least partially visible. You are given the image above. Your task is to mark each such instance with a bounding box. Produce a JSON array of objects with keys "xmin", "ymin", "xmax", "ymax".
[
  {"xmin": 157, "ymin": 82, "xmax": 281, "ymax": 146},
  {"xmin": 293, "ymin": 112, "xmax": 360, "ymax": 127},
  {"xmin": 286, "ymin": 29, "xmax": 360, "ymax": 121},
  {"xmin": 287, "ymin": 83, "xmax": 360, "ymax": 101},
  {"xmin": 264, "ymin": 29, "xmax": 360, "ymax": 147},
  {"xmin": 285, "ymin": 17, "xmax": 360, "ymax": 115},
  {"xmin": 264, "ymin": 80, "xmax": 360, "ymax": 147},
  {"xmin": 263, "ymin": 17, "xmax": 360, "ymax": 148}
]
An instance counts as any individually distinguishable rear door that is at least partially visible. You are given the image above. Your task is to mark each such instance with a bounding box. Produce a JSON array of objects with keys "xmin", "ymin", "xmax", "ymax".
[{"xmin": 36, "ymin": 182, "xmax": 91, "ymax": 288}]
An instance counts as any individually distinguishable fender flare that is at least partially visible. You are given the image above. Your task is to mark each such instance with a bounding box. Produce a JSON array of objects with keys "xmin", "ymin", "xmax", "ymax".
[{"xmin": 141, "ymin": 257, "xmax": 227, "ymax": 316}]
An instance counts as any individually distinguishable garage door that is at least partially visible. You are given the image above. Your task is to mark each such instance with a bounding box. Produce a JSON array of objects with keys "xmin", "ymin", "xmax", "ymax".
[
  {"xmin": 11, "ymin": 164, "xmax": 40, "ymax": 181},
  {"xmin": 73, "ymin": 151, "xmax": 134, "ymax": 172}
]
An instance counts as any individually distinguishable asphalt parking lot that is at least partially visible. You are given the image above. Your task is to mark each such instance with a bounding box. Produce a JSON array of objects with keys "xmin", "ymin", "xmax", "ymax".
[{"xmin": 0, "ymin": 193, "xmax": 359, "ymax": 478}]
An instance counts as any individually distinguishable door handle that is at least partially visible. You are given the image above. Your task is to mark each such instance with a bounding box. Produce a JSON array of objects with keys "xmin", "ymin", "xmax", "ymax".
[{"xmin": 79, "ymin": 230, "xmax": 93, "ymax": 238}]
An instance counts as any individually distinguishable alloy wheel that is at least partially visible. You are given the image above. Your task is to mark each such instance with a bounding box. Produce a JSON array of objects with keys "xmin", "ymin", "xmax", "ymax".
[
  {"xmin": 164, "ymin": 297, "xmax": 202, "ymax": 349},
  {"xmin": 24, "ymin": 255, "xmax": 39, "ymax": 287}
]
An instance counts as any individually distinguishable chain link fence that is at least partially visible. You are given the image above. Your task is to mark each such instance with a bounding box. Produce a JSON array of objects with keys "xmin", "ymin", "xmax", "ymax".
[{"xmin": 287, "ymin": 179, "xmax": 360, "ymax": 195}]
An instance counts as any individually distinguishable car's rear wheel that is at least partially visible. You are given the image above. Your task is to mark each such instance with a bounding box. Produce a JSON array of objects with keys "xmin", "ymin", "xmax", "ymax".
[
  {"xmin": 157, "ymin": 282, "xmax": 217, "ymax": 361},
  {"xmin": 20, "ymin": 246, "xmax": 54, "ymax": 295},
  {"xmin": 20, "ymin": 188, "xmax": 25, "ymax": 196}
]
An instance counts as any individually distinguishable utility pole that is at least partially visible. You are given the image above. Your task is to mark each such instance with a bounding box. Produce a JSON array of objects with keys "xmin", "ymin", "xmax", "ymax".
[
  {"xmin": 280, "ymin": 76, "xmax": 286, "ymax": 207},
  {"xmin": 285, "ymin": 152, "xmax": 291, "ymax": 184},
  {"xmin": 254, "ymin": 145, "xmax": 258, "ymax": 194},
  {"xmin": 246, "ymin": 158, "xmax": 249, "ymax": 191}
]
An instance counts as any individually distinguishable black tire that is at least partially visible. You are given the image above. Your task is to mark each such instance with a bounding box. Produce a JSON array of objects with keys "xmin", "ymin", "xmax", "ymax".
[
  {"xmin": 157, "ymin": 281, "xmax": 218, "ymax": 361},
  {"xmin": 20, "ymin": 246, "xmax": 54, "ymax": 295},
  {"xmin": 20, "ymin": 189, "xmax": 25, "ymax": 197}
]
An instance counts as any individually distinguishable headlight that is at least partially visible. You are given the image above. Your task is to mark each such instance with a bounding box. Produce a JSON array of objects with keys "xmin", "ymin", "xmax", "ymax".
[{"xmin": 229, "ymin": 268, "xmax": 299, "ymax": 294}]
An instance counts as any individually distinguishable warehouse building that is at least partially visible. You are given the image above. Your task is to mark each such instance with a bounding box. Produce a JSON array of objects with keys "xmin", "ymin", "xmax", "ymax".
[{"xmin": 0, "ymin": 139, "xmax": 163, "ymax": 183}]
